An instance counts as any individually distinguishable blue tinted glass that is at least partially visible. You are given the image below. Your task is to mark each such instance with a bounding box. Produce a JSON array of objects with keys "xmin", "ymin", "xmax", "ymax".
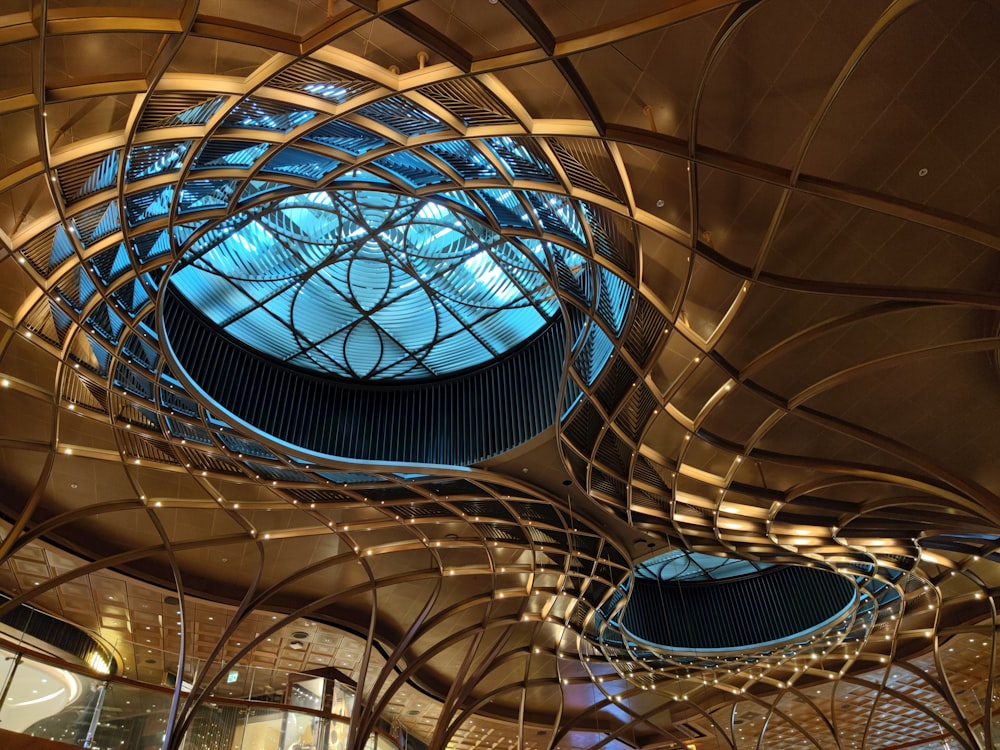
[
  {"xmin": 49, "ymin": 225, "xmax": 74, "ymax": 269},
  {"xmin": 126, "ymin": 141, "xmax": 190, "ymax": 180},
  {"xmin": 261, "ymin": 147, "xmax": 340, "ymax": 180},
  {"xmin": 193, "ymin": 140, "xmax": 269, "ymax": 170},
  {"xmin": 423, "ymin": 141, "xmax": 498, "ymax": 181},
  {"xmin": 356, "ymin": 97, "xmax": 446, "ymax": 137},
  {"xmin": 72, "ymin": 200, "xmax": 120, "ymax": 246},
  {"xmin": 76, "ymin": 150, "xmax": 119, "ymax": 199},
  {"xmin": 486, "ymin": 137, "xmax": 556, "ymax": 183},
  {"xmin": 125, "ymin": 185, "xmax": 173, "ymax": 226},
  {"xmin": 637, "ymin": 550, "xmax": 772, "ymax": 582},
  {"xmin": 178, "ymin": 179, "xmax": 236, "ymax": 213},
  {"xmin": 303, "ymin": 120, "xmax": 386, "ymax": 155},
  {"xmin": 371, "ymin": 151, "xmax": 447, "ymax": 187},
  {"xmin": 170, "ymin": 190, "xmax": 567, "ymax": 380},
  {"xmin": 222, "ymin": 99, "xmax": 316, "ymax": 132}
]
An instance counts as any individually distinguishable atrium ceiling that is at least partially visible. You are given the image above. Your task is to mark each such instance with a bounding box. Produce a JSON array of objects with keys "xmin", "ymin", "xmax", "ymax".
[{"xmin": 1, "ymin": 1, "xmax": 1000, "ymax": 749}]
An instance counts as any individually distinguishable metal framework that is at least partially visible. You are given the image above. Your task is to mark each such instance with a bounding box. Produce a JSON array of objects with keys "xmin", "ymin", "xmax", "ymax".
[{"xmin": 1, "ymin": 1, "xmax": 999, "ymax": 749}]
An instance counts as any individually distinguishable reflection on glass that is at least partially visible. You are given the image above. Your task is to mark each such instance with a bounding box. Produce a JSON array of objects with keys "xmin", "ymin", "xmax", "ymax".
[
  {"xmin": 0, "ymin": 645, "xmax": 399, "ymax": 750},
  {"xmin": 0, "ymin": 655, "xmax": 85, "ymax": 738}
]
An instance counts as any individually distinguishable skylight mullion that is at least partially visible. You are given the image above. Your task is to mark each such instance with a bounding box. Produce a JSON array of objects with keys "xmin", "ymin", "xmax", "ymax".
[
  {"xmin": 285, "ymin": 273, "xmax": 376, "ymax": 361},
  {"xmin": 171, "ymin": 189, "xmax": 572, "ymax": 380},
  {"xmin": 218, "ymin": 275, "xmax": 313, "ymax": 330},
  {"xmin": 480, "ymin": 240, "xmax": 557, "ymax": 320}
]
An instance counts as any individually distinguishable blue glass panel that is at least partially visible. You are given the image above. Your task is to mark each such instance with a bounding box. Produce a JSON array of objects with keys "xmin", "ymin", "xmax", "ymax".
[
  {"xmin": 423, "ymin": 141, "xmax": 499, "ymax": 181},
  {"xmin": 125, "ymin": 186, "xmax": 173, "ymax": 226},
  {"xmin": 520, "ymin": 238, "xmax": 565, "ymax": 266},
  {"xmin": 261, "ymin": 147, "xmax": 340, "ymax": 180},
  {"xmin": 72, "ymin": 200, "xmax": 120, "ymax": 247},
  {"xmin": 420, "ymin": 333, "xmax": 493, "ymax": 374},
  {"xmin": 575, "ymin": 323, "xmax": 613, "ymax": 385},
  {"xmin": 525, "ymin": 191, "xmax": 585, "ymax": 245},
  {"xmin": 122, "ymin": 332, "xmax": 158, "ymax": 371},
  {"xmin": 224, "ymin": 306, "xmax": 305, "ymax": 361},
  {"xmin": 371, "ymin": 151, "xmax": 448, "ymax": 187},
  {"xmin": 115, "ymin": 362, "xmax": 153, "ymax": 399},
  {"xmin": 48, "ymin": 225, "xmax": 75, "ymax": 269},
  {"xmin": 161, "ymin": 388, "xmax": 199, "ymax": 416},
  {"xmin": 317, "ymin": 471, "xmax": 387, "ymax": 484},
  {"xmin": 302, "ymin": 120, "xmax": 386, "ymax": 155},
  {"xmin": 81, "ymin": 333, "xmax": 111, "ymax": 374},
  {"xmin": 596, "ymin": 266, "xmax": 631, "ymax": 334},
  {"xmin": 269, "ymin": 60, "xmax": 380, "ymax": 103},
  {"xmin": 329, "ymin": 168, "xmax": 392, "ymax": 186},
  {"xmin": 299, "ymin": 81, "xmax": 355, "ymax": 102},
  {"xmin": 49, "ymin": 302, "xmax": 72, "ymax": 341},
  {"xmin": 222, "ymin": 99, "xmax": 316, "ymax": 132},
  {"xmin": 173, "ymin": 222, "xmax": 208, "ymax": 249},
  {"xmin": 91, "ymin": 201, "xmax": 122, "ymax": 241},
  {"xmin": 475, "ymin": 189, "xmax": 533, "ymax": 230},
  {"xmin": 170, "ymin": 190, "xmax": 568, "ymax": 381},
  {"xmin": 637, "ymin": 550, "xmax": 772, "ymax": 582},
  {"xmin": 136, "ymin": 317, "xmax": 158, "ymax": 343},
  {"xmin": 76, "ymin": 150, "xmax": 120, "ymax": 199},
  {"xmin": 583, "ymin": 202, "xmax": 637, "ymax": 273},
  {"xmin": 562, "ymin": 377, "xmax": 583, "ymax": 417},
  {"xmin": 90, "ymin": 243, "xmax": 131, "ymax": 285},
  {"xmin": 193, "ymin": 140, "xmax": 269, "ymax": 170},
  {"xmin": 356, "ymin": 97, "xmax": 448, "ymax": 137},
  {"xmin": 126, "ymin": 141, "xmax": 190, "ymax": 180},
  {"xmin": 466, "ymin": 306, "xmax": 548, "ymax": 353},
  {"xmin": 435, "ymin": 190, "xmax": 487, "ymax": 221},
  {"xmin": 177, "ymin": 179, "xmax": 237, "ymax": 213},
  {"xmin": 77, "ymin": 269, "xmax": 99, "ymax": 311},
  {"xmin": 111, "ymin": 279, "xmax": 150, "ymax": 316},
  {"xmin": 158, "ymin": 96, "xmax": 225, "ymax": 127},
  {"xmin": 548, "ymin": 244, "xmax": 591, "ymax": 304},
  {"xmin": 166, "ymin": 417, "xmax": 212, "ymax": 444},
  {"xmin": 85, "ymin": 301, "xmax": 124, "ymax": 344},
  {"xmin": 217, "ymin": 433, "xmax": 277, "ymax": 459},
  {"xmin": 239, "ymin": 179, "xmax": 289, "ymax": 204},
  {"xmin": 168, "ymin": 265, "xmax": 257, "ymax": 325},
  {"xmin": 203, "ymin": 411, "xmax": 232, "ymax": 430},
  {"xmin": 485, "ymin": 137, "xmax": 556, "ymax": 183},
  {"xmin": 131, "ymin": 229, "xmax": 171, "ymax": 262},
  {"xmin": 243, "ymin": 461, "xmax": 311, "ymax": 483}
]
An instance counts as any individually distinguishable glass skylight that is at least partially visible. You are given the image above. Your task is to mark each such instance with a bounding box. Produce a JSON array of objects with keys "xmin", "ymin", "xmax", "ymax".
[
  {"xmin": 635, "ymin": 549, "xmax": 772, "ymax": 582},
  {"xmin": 170, "ymin": 190, "xmax": 569, "ymax": 380}
]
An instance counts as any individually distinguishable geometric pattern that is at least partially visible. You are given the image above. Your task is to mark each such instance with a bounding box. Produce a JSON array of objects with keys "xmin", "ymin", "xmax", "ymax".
[
  {"xmin": 0, "ymin": 3, "xmax": 999, "ymax": 750},
  {"xmin": 170, "ymin": 189, "xmax": 572, "ymax": 381}
]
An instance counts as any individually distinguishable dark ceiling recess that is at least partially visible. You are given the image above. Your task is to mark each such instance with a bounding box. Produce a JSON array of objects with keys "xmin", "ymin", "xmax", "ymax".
[
  {"xmin": 619, "ymin": 566, "xmax": 855, "ymax": 651},
  {"xmin": 161, "ymin": 289, "xmax": 565, "ymax": 465},
  {"xmin": 2, "ymin": 2, "xmax": 999, "ymax": 749},
  {"xmin": 0, "ymin": 594, "xmax": 120, "ymax": 674}
]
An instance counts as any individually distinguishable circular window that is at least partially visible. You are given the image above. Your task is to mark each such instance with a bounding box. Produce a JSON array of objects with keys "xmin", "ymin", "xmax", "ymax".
[{"xmin": 158, "ymin": 188, "xmax": 603, "ymax": 465}]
